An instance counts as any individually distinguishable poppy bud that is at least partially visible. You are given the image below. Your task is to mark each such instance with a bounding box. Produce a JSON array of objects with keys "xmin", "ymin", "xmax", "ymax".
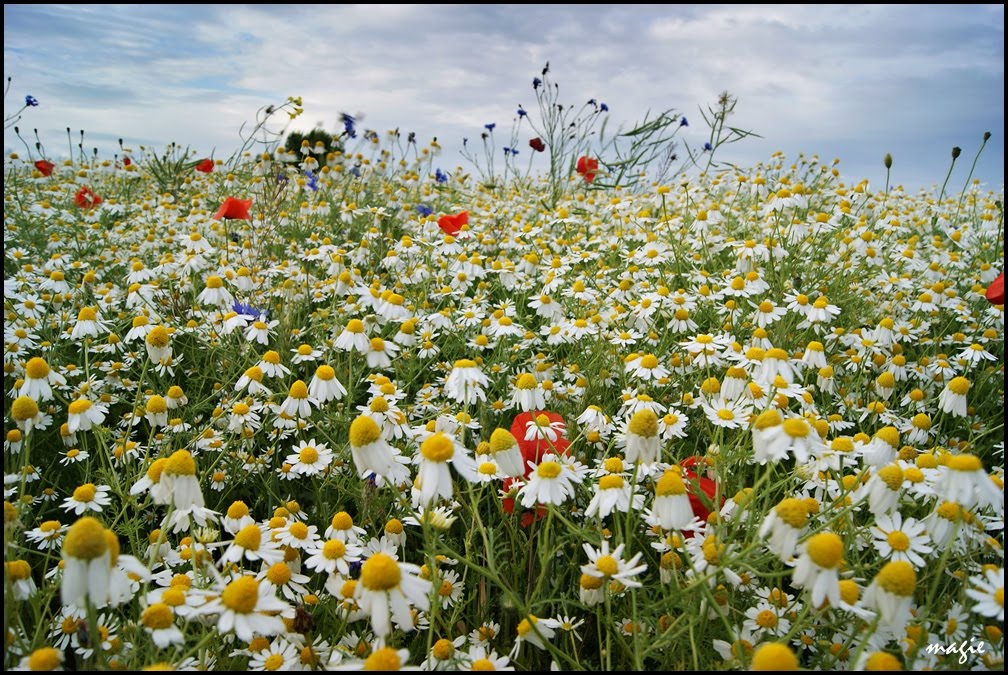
[{"xmin": 884, "ymin": 153, "xmax": 892, "ymax": 169}]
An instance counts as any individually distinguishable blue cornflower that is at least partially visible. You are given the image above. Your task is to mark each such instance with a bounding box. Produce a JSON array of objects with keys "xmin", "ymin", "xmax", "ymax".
[
  {"xmin": 304, "ymin": 171, "xmax": 319, "ymax": 192},
  {"xmin": 680, "ymin": 116, "xmax": 688, "ymax": 127},
  {"xmin": 510, "ymin": 147, "xmax": 518, "ymax": 156},
  {"xmin": 435, "ymin": 168, "xmax": 448, "ymax": 184},
  {"xmin": 276, "ymin": 171, "xmax": 289, "ymax": 184},
  {"xmin": 517, "ymin": 107, "xmax": 527, "ymax": 117},
  {"xmin": 233, "ymin": 300, "xmax": 267, "ymax": 320},
  {"xmin": 340, "ymin": 112, "xmax": 357, "ymax": 138},
  {"xmin": 703, "ymin": 142, "xmax": 713, "ymax": 152},
  {"xmin": 350, "ymin": 166, "xmax": 361, "ymax": 178},
  {"xmin": 484, "ymin": 122, "xmax": 496, "ymax": 132},
  {"xmin": 416, "ymin": 204, "xmax": 434, "ymax": 217},
  {"xmin": 25, "ymin": 95, "xmax": 39, "ymax": 107},
  {"xmin": 600, "ymin": 103, "xmax": 609, "ymax": 112},
  {"xmin": 532, "ymin": 77, "xmax": 542, "ymax": 89}
]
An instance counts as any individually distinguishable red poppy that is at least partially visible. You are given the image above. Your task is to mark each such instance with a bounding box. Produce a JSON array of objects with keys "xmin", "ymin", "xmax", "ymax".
[
  {"xmin": 985, "ymin": 271, "xmax": 1004, "ymax": 305},
  {"xmin": 529, "ymin": 137, "xmax": 546, "ymax": 153},
  {"xmin": 213, "ymin": 197, "xmax": 252, "ymax": 220},
  {"xmin": 73, "ymin": 186, "xmax": 102, "ymax": 210},
  {"xmin": 437, "ymin": 211, "xmax": 468, "ymax": 236},
  {"xmin": 34, "ymin": 160, "xmax": 54, "ymax": 177},
  {"xmin": 575, "ymin": 155, "xmax": 599, "ymax": 183},
  {"xmin": 123, "ymin": 157, "xmax": 132, "ymax": 167},
  {"xmin": 679, "ymin": 455, "xmax": 722, "ymax": 533},
  {"xmin": 195, "ymin": 158, "xmax": 214, "ymax": 173},
  {"xmin": 502, "ymin": 410, "xmax": 571, "ymax": 527}
]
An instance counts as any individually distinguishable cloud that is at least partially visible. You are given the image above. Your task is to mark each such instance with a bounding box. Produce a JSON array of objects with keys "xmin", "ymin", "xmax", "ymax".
[{"xmin": 4, "ymin": 4, "xmax": 1002, "ymax": 192}]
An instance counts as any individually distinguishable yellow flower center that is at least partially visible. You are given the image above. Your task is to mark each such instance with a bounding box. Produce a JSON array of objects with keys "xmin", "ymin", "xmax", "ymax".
[
  {"xmin": 266, "ymin": 562, "xmax": 292, "ymax": 585},
  {"xmin": 478, "ymin": 461, "xmax": 498, "ymax": 475},
  {"xmin": 656, "ymin": 469, "xmax": 687, "ymax": 497},
  {"xmin": 63, "ymin": 516, "xmax": 108, "ymax": 560},
  {"xmin": 360, "ymin": 552, "xmax": 401, "ymax": 591},
  {"xmin": 27, "ymin": 647, "xmax": 62, "ymax": 671},
  {"xmin": 234, "ymin": 524, "xmax": 262, "ymax": 550},
  {"xmin": 369, "ymin": 337, "xmax": 385, "ymax": 351},
  {"xmin": 227, "ymin": 501, "xmax": 250, "ymax": 519},
  {"xmin": 72, "ymin": 483, "xmax": 97, "ymax": 502},
  {"xmin": 364, "ymin": 647, "xmax": 402, "ymax": 671},
  {"xmin": 775, "ymin": 498, "xmax": 808, "ymax": 529},
  {"xmin": 263, "ymin": 350, "xmax": 281, "ymax": 365},
  {"xmin": 68, "ymin": 398, "xmax": 93, "ymax": 415},
  {"xmin": 627, "ymin": 408, "xmax": 658, "ymax": 437},
  {"xmin": 421, "ymin": 432, "xmax": 455, "ymax": 462},
  {"xmin": 639, "ymin": 354, "xmax": 659, "ymax": 370},
  {"xmin": 289, "ymin": 380, "xmax": 309, "ymax": 399},
  {"xmin": 299, "ymin": 446, "xmax": 319, "ymax": 464},
  {"xmin": 206, "ymin": 275, "xmax": 224, "ymax": 289},
  {"xmin": 537, "ymin": 461, "xmax": 562, "ymax": 479},
  {"xmin": 25, "ymin": 357, "xmax": 50, "ymax": 379},
  {"xmin": 221, "ymin": 575, "xmax": 260, "ymax": 613},
  {"xmin": 142, "ymin": 603, "xmax": 174, "ymax": 629},
  {"xmin": 886, "ymin": 531, "xmax": 910, "ymax": 552},
  {"xmin": 323, "ymin": 539, "xmax": 347, "ymax": 560},
  {"xmin": 806, "ymin": 532, "xmax": 843, "ymax": 569},
  {"xmin": 947, "ymin": 455, "xmax": 982, "ymax": 472},
  {"xmin": 263, "ymin": 654, "xmax": 285, "ymax": 671},
  {"xmin": 11, "ymin": 395, "xmax": 39, "ymax": 421},
  {"xmin": 146, "ymin": 395, "xmax": 167, "ymax": 414},
  {"xmin": 863, "ymin": 652, "xmax": 902, "ymax": 671},
  {"xmin": 288, "ymin": 522, "xmax": 309, "ymax": 540},
  {"xmin": 596, "ymin": 554, "xmax": 620, "ymax": 577},
  {"xmin": 599, "ymin": 474, "xmax": 624, "ymax": 490},
  {"xmin": 947, "ymin": 376, "xmax": 970, "ymax": 396},
  {"xmin": 580, "ymin": 572, "xmax": 604, "ymax": 590},
  {"xmin": 877, "ymin": 465, "xmax": 903, "ymax": 491},
  {"xmin": 781, "ymin": 418, "xmax": 810, "ymax": 438},
  {"xmin": 369, "ymin": 396, "xmax": 389, "ymax": 413},
  {"xmin": 876, "ymin": 560, "xmax": 916, "ymax": 597},
  {"xmin": 755, "ymin": 609, "xmax": 778, "ymax": 628},
  {"xmin": 348, "ymin": 415, "xmax": 382, "ymax": 447},
  {"xmin": 165, "ymin": 450, "xmax": 196, "ymax": 476},
  {"xmin": 751, "ymin": 642, "xmax": 798, "ymax": 671},
  {"xmin": 346, "ymin": 319, "xmax": 365, "ymax": 333},
  {"xmin": 315, "ymin": 364, "xmax": 335, "ymax": 381},
  {"xmin": 243, "ymin": 366, "xmax": 264, "ymax": 382},
  {"xmin": 146, "ymin": 326, "xmax": 170, "ymax": 349},
  {"xmin": 331, "ymin": 511, "xmax": 353, "ymax": 531}
]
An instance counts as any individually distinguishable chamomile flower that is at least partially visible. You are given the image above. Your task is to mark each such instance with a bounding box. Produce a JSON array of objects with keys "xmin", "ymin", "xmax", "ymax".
[
  {"xmin": 414, "ymin": 431, "xmax": 479, "ymax": 505},
  {"xmin": 218, "ymin": 523, "xmax": 286, "ymax": 568},
  {"xmin": 140, "ymin": 602, "xmax": 185, "ymax": 648},
  {"xmin": 61, "ymin": 483, "xmax": 112, "ymax": 515},
  {"xmin": 325, "ymin": 511, "xmax": 368, "ymax": 542},
  {"xmin": 965, "ymin": 566, "xmax": 1004, "ymax": 622},
  {"xmin": 235, "ymin": 365, "xmax": 271, "ymax": 396},
  {"xmin": 759, "ymin": 497, "xmax": 809, "ymax": 562},
  {"xmin": 584, "ymin": 468, "xmax": 643, "ymax": 519},
  {"xmin": 652, "ymin": 466, "xmax": 697, "ymax": 531},
  {"xmin": 750, "ymin": 641, "xmax": 800, "ymax": 670},
  {"xmin": 60, "ymin": 516, "xmax": 112, "ymax": 608},
  {"xmin": 65, "ymin": 397, "xmax": 108, "ymax": 434},
  {"xmin": 304, "ymin": 537, "xmax": 363, "ymax": 578},
  {"xmin": 353, "ymin": 551, "xmax": 432, "ymax": 638},
  {"xmin": 863, "ymin": 560, "xmax": 917, "ymax": 633},
  {"xmin": 485, "ymin": 427, "xmax": 525, "ymax": 478},
  {"xmin": 194, "ymin": 574, "xmax": 291, "ymax": 642},
  {"xmin": 937, "ymin": 376, "xmax": 970, "ymax": 417},
  {"xmin": 935, "ymin": 454, "xmax": 1003, "ymax": 510},
  {"xmin": 870, "ymin": 512, "xmax": 933, "ymax": 568},
  {"xmin": 20, "ymin": 356, "xmax": 65, "ymax": 401},
  {"xmin": 518, "ymin": 452, "xmax": 581, "ymax": 508},
  {"xmin": 443, "ymin": 359, "xmax": 489, "ymax": 405},
  {"xmin": 616, "ymin": 408, "xmax": 661, "ymax": 464},
  {"xmin": 581, "ymin": 539, "xmax": 648, "ymax": 589},
  {"xmin": 284, "ymin": 439, "xmax": 334, "ymax": 476},
  {"xmin": 347, "ymin": 413, "xmax": 411, "ymax": 487},
  {"xmin": 25, "ymin": 519, "xmax": 67, "ymax": 551},
  {"xmin": 510, "ymin": 372, "xmax": 547, "ymax": 412},
  {"xmin": 790, "ymin": 532, "xmax": 843, "ymax": 609},
  {"xmin": 306, "ymin": 363, "xmax": 347, "ymax": 404}
]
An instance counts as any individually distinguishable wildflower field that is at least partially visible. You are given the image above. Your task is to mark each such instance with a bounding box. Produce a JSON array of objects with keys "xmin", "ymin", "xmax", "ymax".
[{"xmin": 3, "ymin": 71, "xmax": 1005, "ymax": 671}]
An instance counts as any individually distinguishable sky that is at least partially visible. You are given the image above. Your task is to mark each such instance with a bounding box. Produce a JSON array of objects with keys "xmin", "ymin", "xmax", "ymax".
[{"xmin": 4, "ymin": 4, "xmax": 1004, "ymax": 194}]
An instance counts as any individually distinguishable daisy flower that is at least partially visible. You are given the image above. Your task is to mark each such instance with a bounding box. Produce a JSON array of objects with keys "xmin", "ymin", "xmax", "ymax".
[
  {"xmin": 61, "ymin": 516, "xmax": 112, "ymax": 608},
  {"xmin": 581, "ymin": 539, "xmax": 649, "ymax": 589},
  {"xmin": 699, "ymin": 396, "xmax": 753, "ymax": 432},
  {"xmin": 308, "ymin": 364, "xmax": 347, "ymax": 404},
  {"xmin": 25, "ymin": 519, "xmax": 67, "ymax": 551},
  {"xmin": 935, "ymin": 454, "xmax": 1002, "ymax": 510},
  {"xmin": 274, "ymin": 520, "xmax": 322, "ymax": 552},
  {"xmin": 65, "ymin": 397, "xmax": 108, "ymax": 434},
  {"xmin": 510, "ymin": 372, "xmax": 547, "ymax": 412},
  {"xmin": 870, "ymin": 512, "xmax": 933, "ymax": 568},
  {"xmin": 61, "ymin": 483, "xmax": 112, "ymax": 515},
  {"xmin": 353, "ymin": 551, "xmax": 432, "ymax": 638},
  {"xmin": 615, "ymin": 408, "xmax": 661, "ymax": 464},
  {"xmin": 512, "ymin": 614, "xmax": 561, "ymax": 654},
  {"xmin": 248, "ymin": 637, "xmax": 301, "ymax": 671},
  {"xmin": 750, "ymin": 642, "xmax": 800, "ymax": 671},
  {"xmin": 484, "ymin": 427, "xmax": 525, "ymax": 478},
  {"xmin": 284, "ymin": 438, "xmax": 334, "ymax": 476},
  {"xmin": 326, "ymin": 510, "xmax": 368, "ymax": 542},
  {"xmin": 365, "ymin": 336, "xmax": 399, "ymax": 369},
  {"xmin": 347, "ymin": 413, "xmax": 411, "ymax": 487},
  {"xmin": 290, "ymin": 342, "xmax": 323, "ymax": 364},
  {"xmin": 194, "ymin": 574, "xmax": 291, "ymax": 642},
  {"xmin": 790, "ymin": 532, "xmax": 843, "ymax": 609},
  {"xmin": 413, "ymin": 431, "xmax": 479, "ymax": 505},
  {"xmin": 443, "ymin": 359, "xmax": 489, "ymax": 405},
  {"xmin": 276, "ymin": 379, "xmax": 314, "ymax": 422},
  {"xmin": 304, "ymin": 537, "xmax": 363, "ymax": 579},
  {"xmin": 10, "ymin": 395, "xmax": 44, "ymax": 434},
  {"xmin": 257, "ymin": 350, "xmax": 291, "ymax": 379},
  {"xmin": 518, "ymin": 452, "xmax": 581, "ymax": 508},
  {"xmin": 461, "ymin": 645, "xmax": 514, "ymax": 671},
  {"xmin": 936, "ymin": 376, "xmax": 970, "ymax": 417},
  {"xmin": 140, "ymin": 602, "xmax": 185, "ymax": 648},
  {"xmin": 965, "ymin": 566, "xmax": 1003, "ymax": 623},
  {"xmin": 652, "ymin": 466, "xmax": 698, "ymax": 531},
  {"xmin": 333, "ymin": 318, "xmax": 371, "ymax": 353},
  {"xmin": 245, "ymin": 317, "xmax": 280, "ymax": 345},
  {"xmin": 584, "ymin": 469, "xmax": 643, "ymax": 519},
  {"xmin": 759, "ymin": 497, "xmax": 809, "ymax": 562},
  {"xmin": 218, "ymin": 523, "xmax": 286, "ymax": 568},
  {"xmin": 20, "ymin": 356, "xmax": 65, "ymax": 401},
  {"xmin": 863, "ymin": 560, "xmax": 917, "ymax": 633}
]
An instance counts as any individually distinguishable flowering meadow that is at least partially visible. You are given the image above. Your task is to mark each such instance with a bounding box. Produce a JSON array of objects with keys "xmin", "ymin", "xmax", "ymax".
[{"xmin": 3, "ymin": 73, "xmax": 1005, "ymax": 671}]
